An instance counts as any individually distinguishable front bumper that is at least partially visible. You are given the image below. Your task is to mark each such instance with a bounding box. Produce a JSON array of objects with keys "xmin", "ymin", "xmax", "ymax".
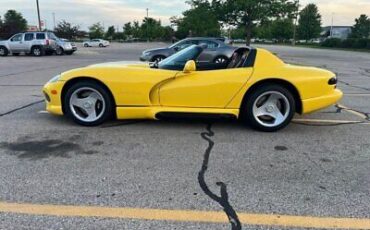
[
  {"xmin": 302, "ymin": 89, "xmax": 343, "ymax": 114},
  {"xmin": 42, "ymin": 81, "xmax": 65, "ymax": 115},
  {"xmin": 140, "ymin": 55, "xmax": 151, "ymax": 62}
]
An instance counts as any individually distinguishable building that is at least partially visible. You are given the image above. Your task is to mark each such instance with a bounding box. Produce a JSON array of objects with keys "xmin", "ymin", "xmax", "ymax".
[
  {"xmin": 27, "ymin": 25, "xmax": 39, "ymax": 32},
  {"xmin": 321, "ymin": 26, "xmax": 352, "ymax": 39}
]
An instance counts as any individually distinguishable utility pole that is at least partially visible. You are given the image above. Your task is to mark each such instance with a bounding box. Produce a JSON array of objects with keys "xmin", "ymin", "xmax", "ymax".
[
  {"xmin": 52, "ymin": 12, "xmax": 56, "ymax": 30},
  {"xmin": 146, "ymin": 8, "xmax": 149, "ymax": 42},
  {"xmin": 36, "ymin": 0, "xmax": 42, "ymax": 31},
  {"xmin": 292, "ymin": 0, "xmax": 299, "ymax": 46},
  {"xmin": 330, "ymin": 13, "xmax": 334, "ymax": 38}
]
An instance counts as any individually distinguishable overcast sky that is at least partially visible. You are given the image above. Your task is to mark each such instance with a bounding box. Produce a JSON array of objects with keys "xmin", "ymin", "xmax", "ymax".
[{"xmin": 0, "ymin": 0, "xmax": 369, "ymax": 30}]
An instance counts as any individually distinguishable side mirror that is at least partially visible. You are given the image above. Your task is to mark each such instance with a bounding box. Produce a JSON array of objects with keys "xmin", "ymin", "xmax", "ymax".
[{"xmin": 183, "ymin": 60, "xmax": 196, "ymax": 73}]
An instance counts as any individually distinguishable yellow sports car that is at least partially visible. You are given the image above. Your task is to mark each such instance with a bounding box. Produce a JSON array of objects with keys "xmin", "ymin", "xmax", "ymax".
[{"xmin": 43, "ymin": 45, "xmax": 342, "ymax": 131}]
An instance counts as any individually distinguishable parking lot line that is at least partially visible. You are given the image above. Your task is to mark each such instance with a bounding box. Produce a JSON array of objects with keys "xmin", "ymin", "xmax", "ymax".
[
  {"xmin": 292, "ymin": 118, "xmax": 368, "ymax": 124},
  {"xmin": 0, "ymin": 201, "xmax": 370, "ymax": 229}
]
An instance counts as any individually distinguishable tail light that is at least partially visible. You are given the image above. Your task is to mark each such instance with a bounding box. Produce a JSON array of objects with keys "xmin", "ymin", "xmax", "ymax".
[{"xmin": 45, "ymin": 39, "xmax": 50, "ymax": 45}]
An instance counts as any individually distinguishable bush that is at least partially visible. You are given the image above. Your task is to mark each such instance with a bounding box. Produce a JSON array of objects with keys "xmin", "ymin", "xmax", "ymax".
[
  {"xmin": 322, "ymin": 38, "xmax": 370, "ymax": 50},
  {"xmin": 321, "ymin": 38, "xmax": 341, "ymax": 47}
]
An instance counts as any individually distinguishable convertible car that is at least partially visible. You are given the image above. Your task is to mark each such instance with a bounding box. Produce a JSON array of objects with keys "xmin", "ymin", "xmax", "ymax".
[{"xmin": 43, "ymin": 45, "xmax": 342, "ymax": 131}]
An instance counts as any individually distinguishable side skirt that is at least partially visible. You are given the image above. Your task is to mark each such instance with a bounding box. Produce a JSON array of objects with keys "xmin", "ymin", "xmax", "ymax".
[{"xmin": 116, "ymin": 107, "xmax": 240, "ymax": 120}]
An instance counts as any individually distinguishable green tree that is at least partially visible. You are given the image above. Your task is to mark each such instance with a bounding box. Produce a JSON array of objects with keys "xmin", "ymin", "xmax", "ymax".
[
  {"xmin": 141, "ymin": 17, "xmax": 163, "ymax": 40},
  {"xmin": 271, "ymin": 18, "xmax": 294, "ymax": 41},
  {"xmin": 212, "ymin": 0, "xmax": 297, "ymax": 45},
  {"xmin": 88, "ymin": 22, "xmax": 104, "ymax": 39},
  {"xmin": 54, "ymin": 20, "xmax": 79, "ymax": 40},
  {"xmin": 132, "ymin": 21, "xmax": 141, "ymax": 38},
  {"xmin": 297, "ymin": 4, "xmax": 322, "ymax": 40},
  {"xmin": 105, "ymin": 25, "xmax": 115, "ymax": 40},
  {"xmin": 123, "ymin": 22, "xmax": 133, "ymax": 38},
  {"xmin": 171, "ymin": 0, "xmax": 221, "ymax": 39},
  {"xmin": 351, "ymin": 14, "xmax": 370, "ymax": 38},
  {"xmin": 1, "ymin": 10, "xmax": 27, "ymax": 39}
]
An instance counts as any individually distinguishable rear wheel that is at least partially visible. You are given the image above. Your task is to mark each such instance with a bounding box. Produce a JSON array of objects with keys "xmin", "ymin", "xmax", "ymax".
[
  {"xmin": 0, "ymin": 46, "xmax": 8, "ymax": 57},
  {"xmin": 99, "ymin": 43, "xmax": 104, "ymax": 47},
  {"xmin": 241, "ymin": 84, "xmax": 295, "ymax": 132},
  {"xmin": 213, "ymin": 56, "xmax": 228, "ymax": 64},
  {"xmin": 55, "ymin": 47, "xmax": 64, "ymax": 55},
  {"xmin": 64, "ymin": 81, "xmax": 114, "ymax": 126},
  {"xmin": 31, "ymin": 46, "xmax": 44, "ymax": 56},
  {"xmin": 84, "ymin": 43, "xmax": 89, "ymax": 47}
]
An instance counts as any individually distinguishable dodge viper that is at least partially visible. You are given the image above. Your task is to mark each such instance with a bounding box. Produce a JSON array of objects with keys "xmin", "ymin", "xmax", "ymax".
[{"xmin": 43, "ymin": 45, "xmax": 343, "ymax": 131}]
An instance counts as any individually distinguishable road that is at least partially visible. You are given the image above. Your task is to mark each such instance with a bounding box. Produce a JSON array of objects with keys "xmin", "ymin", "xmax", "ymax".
[{"xmin": 0, "ymin": 43, "xmax": 369, "ymax": 230}]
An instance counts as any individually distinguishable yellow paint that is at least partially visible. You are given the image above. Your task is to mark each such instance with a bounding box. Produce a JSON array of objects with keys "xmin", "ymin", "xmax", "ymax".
[
  {"xmin": 0, "ymin": 201, "xmax": 370, "ymax": 229},
  {"xmin": 43, "ymin": 48, "xmax": 342, "ymax": 120}
]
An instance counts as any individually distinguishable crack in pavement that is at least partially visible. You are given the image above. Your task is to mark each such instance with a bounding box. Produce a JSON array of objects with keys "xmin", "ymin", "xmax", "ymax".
[
  {"xmin": 198, "ymin": 123, "xmax": 242, "ymax": 230},
  {"xmin": 0, "ymin": 100, "xmax": 44, "ymax": 117},
  {"xmin": 338, "ymin": 80, "xmax": 370, "ymax": 91}
]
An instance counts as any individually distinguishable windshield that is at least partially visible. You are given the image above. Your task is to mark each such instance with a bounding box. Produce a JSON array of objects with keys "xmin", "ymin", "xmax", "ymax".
[{"xmin": 157, "ymin": 45, "xmax": 202, "ymax": 71}]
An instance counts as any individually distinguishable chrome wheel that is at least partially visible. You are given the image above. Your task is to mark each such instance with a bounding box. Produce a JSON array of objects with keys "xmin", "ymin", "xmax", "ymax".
[
  {"xmin": 33, "ymin": 48, "xmax": 41, "ymax": 56},
  {"xmin": 252, "ymin": 91, "xmax": 290, "ymax": 128},
  {"xmin": 0, "ymin": 48, "xmax": 5, "ymax": 56},
  {"xmin": 69, "ymin": 87, "xmax": 106, "ymax": 123},
  {"xmin": 214, "ymin": 57, "xmax": 228, "ymax": 64}
]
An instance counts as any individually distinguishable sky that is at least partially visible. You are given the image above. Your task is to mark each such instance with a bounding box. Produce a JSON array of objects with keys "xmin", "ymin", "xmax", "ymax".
[{"xmin": 0, "ymin": 0, "xmax": 369, "ymax": 31}]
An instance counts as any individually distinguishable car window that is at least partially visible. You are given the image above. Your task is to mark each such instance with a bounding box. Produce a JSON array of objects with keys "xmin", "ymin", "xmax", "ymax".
[
  {"xmin": 10, "ymin": 34, "xmax": 23, "ymax": 42},
  {"xmin": 36, "ymin": 33, "xmax": 46, "ymax": 40},
  {"xmin": 199, "ymin": 40, "xmax": 219, "ymax": 49},
  {"xmin": 24, "ymin": 33, "xmax": 34, "ymax": 41},
  {"xmin": 47, "ymin": 32, "xmax": 57, "ymax": 40},
  {"xmin": 158, "ymin": 45, "xmax": 203, "ymax": 71},
  {"xmin": 92, "ymin": 39, "xmax": 99, "ymax": 42}
]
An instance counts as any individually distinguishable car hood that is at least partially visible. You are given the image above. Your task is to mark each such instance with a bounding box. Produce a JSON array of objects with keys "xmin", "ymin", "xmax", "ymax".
[{"xmin": 143, "ymin": 47, "xmax": 169, "ymax": 53}]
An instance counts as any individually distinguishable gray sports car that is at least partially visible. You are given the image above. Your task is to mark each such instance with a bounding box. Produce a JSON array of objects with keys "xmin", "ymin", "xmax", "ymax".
[{"xmin": 140, "ymin": 37, "xmax": 236, "ymax": 64}]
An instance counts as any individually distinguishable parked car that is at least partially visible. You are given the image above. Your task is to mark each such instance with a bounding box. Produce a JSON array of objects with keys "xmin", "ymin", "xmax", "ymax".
[
  {"xmin": 55, "ymin": 38, "xmax": 77, "ymax": 55},
  {"xmin": 83, "ymin": 39, "xmax": 110, "ymax": 47},
  {"xmin": 43, "ymin": 44, "xmax": 342, "ymax": 132},
  {"xmin": 0, "ymin": 32, "xmax": 58, "ymax": 57},
  {"xmin": 140, "ymin": 37, "xmax": 236, "ymax": 64}
]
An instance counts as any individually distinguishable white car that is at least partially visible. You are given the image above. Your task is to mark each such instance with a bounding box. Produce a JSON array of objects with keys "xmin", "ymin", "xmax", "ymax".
[{"xmin": 83, "ymin": 39, "xmax": 110, "ymax": 47}]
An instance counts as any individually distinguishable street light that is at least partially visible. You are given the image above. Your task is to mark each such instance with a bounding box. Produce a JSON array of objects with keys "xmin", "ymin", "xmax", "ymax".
[
  {"xmin": 292, "ymin": 0, "xmax": 300, "ymax": 46},
  {"xmin": 36, "ymin": 0, "xmax": 42, "ymax": 31}
]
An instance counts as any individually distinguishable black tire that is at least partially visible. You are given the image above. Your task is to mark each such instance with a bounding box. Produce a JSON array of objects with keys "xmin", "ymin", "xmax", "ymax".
[
  {"xmin": 55, "ymin": 47, "xmax": 64, "ymax": 55},
  {"xmin": 12, "ymin": 53, "xmax": 20, "ymax": 56},
  {"xmin": 64, "ymin": 81, "xmax": 114, "ymax": 126},
  {"xmin": 151, "ymin": 55, "xmax": 166, "ymax": 63},
  {"xmin": 0, "ymin": 46, "xmax": 9, "ymax": 57},
  {"xmin": 241, "ymin": 84, "xmax": 296, "ymax": 132},
  {"xmin": 31, "ymin": 46, "xmax": 44, "ymax": 57},
  {"xmin": 84, "ymin": 43, "xmax": 89, "ymax": 47},
  {"xmin": 99, "ymin": 43, "xmax": 104, "ymax": 47}
]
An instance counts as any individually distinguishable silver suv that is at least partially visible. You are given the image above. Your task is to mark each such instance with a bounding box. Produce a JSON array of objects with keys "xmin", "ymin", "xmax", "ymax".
[{"xmin": 0, "ymin": 32, "xmax": 58, "ymax": 57}]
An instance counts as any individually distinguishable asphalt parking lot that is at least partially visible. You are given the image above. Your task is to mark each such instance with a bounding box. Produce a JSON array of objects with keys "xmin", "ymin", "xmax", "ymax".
[{"xmin": 0, "ymin": 43, "xmax": 369, "ymax": 229}]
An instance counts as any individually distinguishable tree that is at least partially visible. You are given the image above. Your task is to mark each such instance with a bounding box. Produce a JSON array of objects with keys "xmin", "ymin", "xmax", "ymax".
[
  {"xmin": 105, "ymin": 25, "xmax": 115, "ymax": 40},
  {"xmin": 271, "ymin": 18, "xmax": 294, "ymax": 41},
  {"xmin": 88, "ymin": 22, "xmax": 104, "ymax": 39},
  {"xmin": 123, "ymin": 22, "xmax": 133, "ymax": 38},
  {"xmin": 0, "ymin": 10, "xmax": 27, "ymax": 39},
  {"xmin": 351, "ymin": 14, "xmax": 370, "ymax": 39},
  {"xmin": 171, "ymin": 0, "xmax": 221, "ymax": 39},
  {"xmin": 54, "ymin": 20, "xmax": 79, "ymax": 40},
  {"xmin": 297, "ymin": 4, "xmax": 322, "ymax": 40},
  {"xmin": 212, "ymin": 0, "xmax": 297, "ymax": 45}
]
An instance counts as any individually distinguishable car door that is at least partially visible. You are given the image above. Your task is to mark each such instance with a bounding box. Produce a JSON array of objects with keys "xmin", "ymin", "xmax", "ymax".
[
  {"xmin": 197, "ymin": 40, "xmax": 219, "ymax": 63},
  {"xmin": 8, "ymin": 34, "xmax": 24, "ymax": 52},
  {"xmin": 92, "ymin": 39, "xmax": 99, "ymax": 47},
  {"xmin": 159, "ymin": 67, "xmax": 254, "ymax": 108},
  {"xmin": 23, "ymin": 33, "xmax": 35, "ymax": 51}
]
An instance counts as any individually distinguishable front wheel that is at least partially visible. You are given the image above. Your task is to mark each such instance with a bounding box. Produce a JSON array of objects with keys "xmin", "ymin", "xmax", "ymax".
[
  {"xmin": 84, "ymin": 43, "xmax": 89, "ymax": 47},
  {"xmin": 99, "ymin": 43, "xmax": 104, "ymax": 47},
  {"xmin": 0, "ymin": 46, "xmax": 9, "ymax": 57},
  {"xmin": 55, "ymin": 47, "xmax": 64, "ymax": 55},
  {"xmin": 241, "ymin": 84, "xmax": 296, "ymax": 132},
  {"xmin": 64, "ymin": 81, "xmax": 114, "ymax": 126}
]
